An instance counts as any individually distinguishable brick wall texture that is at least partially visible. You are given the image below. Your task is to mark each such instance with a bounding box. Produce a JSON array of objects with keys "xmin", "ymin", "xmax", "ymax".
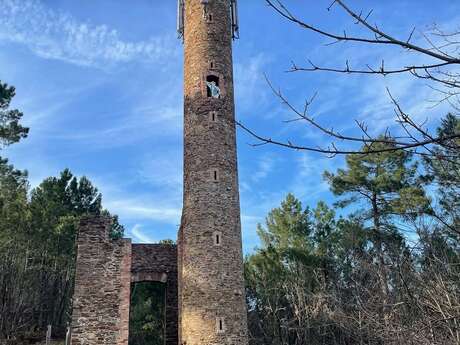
[
  {"xmin": 179, "ymin": 1, "xmax": 249, "ymax": 345},
  {"xmin": 71, "ymin": 217, "xmax": 132, "ymax": 345},
  {"xmin": 71, "ymin": 1, "xmax": 248, "ymax": 344},
  {"xmin": 71, "ymin": 219, "xmax": 179, "ymax": 345}
]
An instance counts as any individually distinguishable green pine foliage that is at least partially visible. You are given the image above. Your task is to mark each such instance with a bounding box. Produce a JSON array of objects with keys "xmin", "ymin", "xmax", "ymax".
[
  {"xmin": 1, "ymin": 79, "xmax": 458, "ymax": 345},
  {"xmin": 423, "ymin": 113, "xmax": 460, "ymax": 238},
  {"xmin": 246, "ymin": 117, "xmax": 460, "ymax": 345},
  {"xmin": 129, "ymin": 282, "xmax": 166, "ymax": 345},
  {"xmin": 0, "ymin": 81, "xmax": 29, "ymax": 147},
  {"xmin": 0, "ymin": 167, "xmax": 125, "ymax": 339},
  {"xmin": 0, "ymin": 82, "xmax": 125, "ymax": 340}
]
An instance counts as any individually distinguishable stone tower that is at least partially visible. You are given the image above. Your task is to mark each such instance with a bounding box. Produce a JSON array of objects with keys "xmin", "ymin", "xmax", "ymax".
[{"xmin": 178, "ymin": 1, "xmax": 248, "ymax": 345}]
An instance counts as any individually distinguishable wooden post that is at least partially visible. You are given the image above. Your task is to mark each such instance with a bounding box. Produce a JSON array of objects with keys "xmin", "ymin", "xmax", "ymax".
[{"xmin": 45, "ymin": 325, "xmax": 52, "ymax": 345}]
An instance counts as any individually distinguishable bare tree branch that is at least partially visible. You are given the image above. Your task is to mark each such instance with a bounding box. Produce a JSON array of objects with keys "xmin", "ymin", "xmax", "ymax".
[{"xmin": 240, "ymin": 0, "xmax": 460, "ymax": 157}]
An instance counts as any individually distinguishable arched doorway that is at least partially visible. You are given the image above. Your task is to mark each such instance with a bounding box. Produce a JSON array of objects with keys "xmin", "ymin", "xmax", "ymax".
[
  {"xmin": 129, "ymin": 281, "xmax": 166, "ymax": 345},
  {"xmin": 129, "ymin": 244, "xmax": 178, "ymax": 345}
]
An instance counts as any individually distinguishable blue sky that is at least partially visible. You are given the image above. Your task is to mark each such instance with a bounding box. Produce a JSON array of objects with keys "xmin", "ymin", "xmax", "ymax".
[{"xmin": 1, "ymin": 0, "xmax": 458, "ymax": 252}]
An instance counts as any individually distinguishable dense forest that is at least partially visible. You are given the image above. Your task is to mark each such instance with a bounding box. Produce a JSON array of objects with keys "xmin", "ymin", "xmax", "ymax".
[
  {"xmin": 0, "ymin": 79, "xmax": 459, "ymax": 344},
  {"xmin": 0, "ymin": 81, "xmax": 123, "ymax": 342},
  {"xmin": 245, "ymin": 116, "xmax": 460, "ymax": 345},
  {"xmin": 242, "ymin": 3, "xmax": 460, "ymax": 344},
  {"xmin": 2, "ymin": 0, "xmax": 460, "ymax": 343}
]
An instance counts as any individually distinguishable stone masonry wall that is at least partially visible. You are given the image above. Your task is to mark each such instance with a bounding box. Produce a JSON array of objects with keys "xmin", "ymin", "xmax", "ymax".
[
  {"xmin": 180, "ymin": 1, "xmax": 249, "ymax": 345},
  {"xmin": 71, "ymin": 3, "xmax": 247, "ymax": 345},
  {"xmin": 131, "ymin": 244, "xmax": 178, "ymax": 345},
  {"xmin": 71, "ymin": 220, "xmax": 179, "ymax": 345},
  {"xmin": 71, "ymin": 216, "xmax": 132, "ymax": 345}
]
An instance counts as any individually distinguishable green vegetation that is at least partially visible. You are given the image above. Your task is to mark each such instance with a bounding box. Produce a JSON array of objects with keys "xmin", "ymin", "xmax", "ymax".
[
  {"xmin": 129, "ymin": 282, "xmax": 166, "ymax": 345},
  {"xmin": 1, "ymin": 77, "xmax": 458, "ymax": 345},
  {"xmin": 245, "ymin": 120, "xmax": 460, "ymax": 345},
  {"xmin": 0, "ymin": 81, "xmax": 28, "ymax": 147},
  {"xmin": 0, "ymin": 80, "xmax": 123, "ymax": 341}
]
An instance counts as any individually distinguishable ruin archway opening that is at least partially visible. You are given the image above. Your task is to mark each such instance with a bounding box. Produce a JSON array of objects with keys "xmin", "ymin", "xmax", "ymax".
[{"xmin": 129, "ymin": 281, "xmax": 166, "ymax": 345}]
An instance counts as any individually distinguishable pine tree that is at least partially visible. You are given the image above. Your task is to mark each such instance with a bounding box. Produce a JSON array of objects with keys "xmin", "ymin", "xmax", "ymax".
[
  {"xmin": 0, "ymin": 81, "xmax": 28, "ymax": 147},
  {"xmin": 424, "ymin": 113, "xmax": 460, "ymax": 238},
  {"xmin": 324, "ymin": 139, "xmax": 430, "ymax": 321}
]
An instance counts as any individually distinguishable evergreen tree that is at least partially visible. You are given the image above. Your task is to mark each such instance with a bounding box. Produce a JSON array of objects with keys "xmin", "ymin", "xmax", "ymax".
[
  {"xmin": 0, "ymin": 168, "xmax": 125, "ymax": 339},
  {"xmin": 0, "ymin": 81, "xmax": 125, "ymax": 340},
  {"xmin": 0, "ymin": 81, "xmax": 28, "ymax": 147},
  {"xmin": 424, "ymin": 113, "xmax": 460, "ymax": 238},
  {"xmin": 129, "ymin": 282, "xmax": 166, "ymax": 345},
  {"xmin": 323, "ymin": 140, "xmax": 430, "ymax": 317},
  {"xmin": 257, "ymin": 193, "xmax": 312, "ymax": 251},
  {"xmin": 27, "ymin": 169, "xmax": 124, "ymax": 331}
]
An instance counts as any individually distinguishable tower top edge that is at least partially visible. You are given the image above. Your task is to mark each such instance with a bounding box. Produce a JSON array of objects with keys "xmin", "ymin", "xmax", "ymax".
[{"xmin": 177, "ymin": 0, "xmax": 240, "ymax": 40}]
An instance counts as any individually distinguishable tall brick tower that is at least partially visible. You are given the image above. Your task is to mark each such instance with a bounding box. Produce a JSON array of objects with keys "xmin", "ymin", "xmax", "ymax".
[{"xmin": 177, "ymin": 1, "xmax": 248, "ymax": 345}]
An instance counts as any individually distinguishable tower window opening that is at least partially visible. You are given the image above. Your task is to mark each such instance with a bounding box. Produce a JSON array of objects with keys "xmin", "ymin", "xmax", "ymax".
[
  {"xmin": 210, "ymin": 61, "xmax": 214, "ymax": 69},
  {"xmin": 206, "ymin": 75, "xmax": 221, "ymax": 98},
  {"xmin": 208, "ymin": 13, "xmax": 213, "ymax": 22},
  {"xmin": 209, "ymin": 111, "xmax": 217, "ymax": 122},
  {"xmin": 213, "ymin": 231, "xmax": 222, "ymax": 246},
  {"xmin": 216, "ymin": 317, "xmax": 225, "ymax": 333},
  {"xmin": 210, "ymin": 168, "xmax": 219, "ymax": 182}
]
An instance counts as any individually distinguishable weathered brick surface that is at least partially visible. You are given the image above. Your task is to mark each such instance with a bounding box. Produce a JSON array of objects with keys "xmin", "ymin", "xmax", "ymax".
[
  {"xmin": 71, "ymin": 2, "xmax": 248, "ymax": 345},
  {"xmin": 179, "ymin": 1, "xmax": 249, "ymax": 345},
  {"xmin": 70, "ymin": 216, "xmax": 132, "ymax": 345},
  {"xmin": 131, "ymin": 244, "xmax": 178, "ymax": 345},
  {"xmin": 71, "ymin": 222, "xmax": 179, "ymax": 345}
]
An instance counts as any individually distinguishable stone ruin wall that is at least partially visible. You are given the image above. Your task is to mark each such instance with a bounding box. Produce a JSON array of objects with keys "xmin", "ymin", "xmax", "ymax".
[
  {"xmin": 71, "ymin": 217, "xmax": 132, "ymax": 345},
  {"xmin": 131, "ymin": 244, "xmax": 178, "ymax": 345},
  {"xmin": 71, "ymin": 216, "xmax": 178, "ymax": 345}
]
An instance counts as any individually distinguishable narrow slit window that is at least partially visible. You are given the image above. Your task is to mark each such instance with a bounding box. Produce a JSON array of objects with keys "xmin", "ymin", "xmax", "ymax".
[
  {"xmin": 210, "ymin": 168, "xmax": 219, "ymax": 182},
  {"xmin": 213, "ymin": 231, "xmax": 222, "ymax": 246},
  {"xmin": 210, "ymin": 61, "xmax": 214, "ymax": 69},
  {"xmin": 208, "ymin": 14, "xmax": 213, "ymax": 22},
  {"xmin": 206, "ymin": 75, "xmax": 220, "ymax": 98},
  {"xmin": 216, "ymin": 317, "xmax": 225, "ymax": 333},
  {"xmin": 209, "ymin": 111, "xmax": 217, "ymax": 122}
]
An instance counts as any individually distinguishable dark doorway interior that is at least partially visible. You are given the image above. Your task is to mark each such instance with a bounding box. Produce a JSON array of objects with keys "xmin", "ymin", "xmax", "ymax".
[{"xmin": 129, "ymin": 281, "xmax": 166, "ymax": 345}]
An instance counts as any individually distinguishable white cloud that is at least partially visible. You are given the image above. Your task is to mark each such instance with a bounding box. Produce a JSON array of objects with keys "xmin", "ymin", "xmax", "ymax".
[
  {"xmin": 47, "ymin": 101, "xmax": 182, "ymax": 149},
  {"xmin": 130, "ymin": 224, "xmax": 156, "ymax": 243},
  {"xmin": 138, "ymin": 152, "xmax": 183, "ymax": 190},
  {"xmin": 0, "ymin": 0, "xmax": 177, "ymax": 67},
  {"xmin": 294, "ymin": 152, "xmax": 336, "ymax": 196},
  {"xmin": 250, "ymin": 154, "xmax": 276, "ymax": 183},
  {"xmin": 104, "ymin": 198, "xmax": 181, "ymax": 224},
  {"xmin": 234, "ymin": 53, "xmax": 271, "ymax": 112}
]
